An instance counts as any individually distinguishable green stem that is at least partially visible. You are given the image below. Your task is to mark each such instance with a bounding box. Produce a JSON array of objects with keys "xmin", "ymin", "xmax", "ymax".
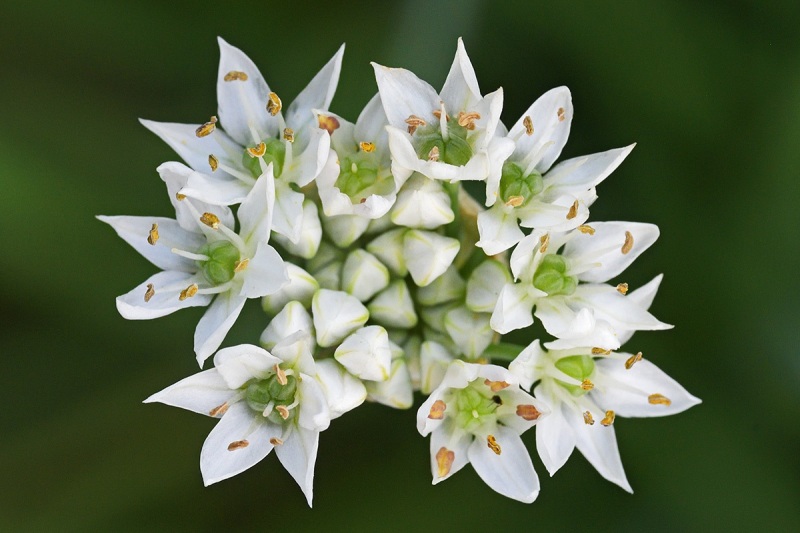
[{"xmin": 481, "ymin": 342, "xmax": 526, "ymax": 363}]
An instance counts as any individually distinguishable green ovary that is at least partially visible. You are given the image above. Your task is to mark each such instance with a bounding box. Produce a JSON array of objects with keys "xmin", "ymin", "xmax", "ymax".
[
  {"xmin": 554, "ymin": 355, "xmax": 595, "ymax": 396},
  {"xmin": 242, "ymin": 139, "xmax": 286, "ymax": 178},
  {"xmin": 198, "ymin": 241, "xmax": 240, "ymax": 285},
  {"xmin": 533, "ymin": 254, "xmax": 577, "ymax": 296},
  {"xmin": 498, "ymin": 161, "xmax": 543, "ymax": 207},
  {"xmin": 415, "ymin": 123, "xmax": 473, "ymax": 166},
  {"xmin": 335, "ymin": 153, "xmax": 383, "ymax": 199},
  {"xmin": 245, "ymin": 374, "xmax": 298, "ymax": 424},
  {"xmin": 453, "ymin": 385, "xmax": 498, "ymax": 432}
]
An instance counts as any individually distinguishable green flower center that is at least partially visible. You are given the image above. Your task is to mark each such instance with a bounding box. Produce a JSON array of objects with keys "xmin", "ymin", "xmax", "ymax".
[
  {"xmin": 453, "ymin": 384, "xmax": 498, "ymax": 432},
  {"xmin": 335, "ymin": 153, "xmax": 380, "ymax": 198},
  {"xmin": 242, "ymin": 139, "xmax": 286, "ymax": 178},
  {"xmin": 533, "ymin": 254, "xmax": 577, "ymax": 296},
  {"xmin": 197, "ymin": 240, "xmax": 240, "ymax": 285},
  {"xmin": 499, "ymin": 161, "xmax": 543, "ymax": 207},
  {"xmin": 554, "ymin": 355, "xmax": 595, "ymax": 396},
  {"xmin": 415, "ymin": 123, "xmax": 473, "ymax": 166},
  {"xmin": 245, "ymin": 373, "xmax": 298, "ymax": 424}
]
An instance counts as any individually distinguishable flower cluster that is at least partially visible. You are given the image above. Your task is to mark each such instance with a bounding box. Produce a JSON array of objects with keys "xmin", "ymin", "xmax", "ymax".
[{"xmin": 101, "ymin": 38, "xmax": 700, "ymax": 506}]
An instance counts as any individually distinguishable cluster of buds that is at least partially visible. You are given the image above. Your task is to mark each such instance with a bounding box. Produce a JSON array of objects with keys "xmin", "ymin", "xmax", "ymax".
[{"xmin": 100, "ymin": 38, "xmax": 699, "ymax": 505}]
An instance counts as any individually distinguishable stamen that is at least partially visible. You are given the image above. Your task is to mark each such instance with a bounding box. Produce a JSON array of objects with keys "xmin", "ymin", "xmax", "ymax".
[
  {"xmin": 283, "ymin": 128, "xmax": 295, "ymax": 142},
  {"xmin": 147, "ymin": 223, "xmax": 159, "ymax": 245},
  {"xmin": 144, "ymin": 284, "xmax": 155, "ymax": 302},
  {"xmin": 179, "ymin": 283, "xmax": 198, "ymax": 301},
  {"xmin": 486, "ymin": 435, "xmax": 502, "ymax": 455},
  {"xmin": 617, "ymin": 283, "xmax": 629, "ymax": 295},
  {"xmin": 505, "ymin": 195, "xmax": 524, "ymax": 207},
  {"xmin": 566, "ymin": 200, "xmax": 579, "ymax": 220},
  {"xmin": 557, "ymin": 107, "xmax": 566, "ymax": 122},
  {"xmin": 270, "ymin": 437, "xmax": 284, "ymax": 446},
  {"xmin": 195, "ymin": 116, "xmax": 217, "ymax": 138},
  {"xmin": 484, "ymin": 379, "xmax": 510, "ymax": 392},
  {"xmin": 539, "ymin": 233, "xmax": 550, "ymax": 253},
  {"xmin": 247, "ymin": 142, "xmax": 267, "ymax": 158},
  {"xmin": 227, "ymin": 440, "xmax": 249, "ymax": 451},
  {"xmin": 427, "ymin": 145, "xmax": 440, "ymax": 162},
  {"xmin": 223, "ymin": 70, "xmax": 249, "ymax": 82},
  {"xmin": 625, "ymin": 352, "xmax": 643, "ymax": 370},
  {"xmin": 432, "ymin": 109, "xmax": 449, "ymax": 121},
  {"xmin": 175, "ymin": 192, "xmax": 186, "ymax": 201},
  {"xmin": 266, "ymin": 92, "xmax": 282, "ymax": 116},
  {"xmin": 578, "ymin": 224, "xmax": 595, "ymax": 235},
  {"xmin": 592, "ymin": 347, "xmax": 612, "ymax": 355},
  {"xmin": 318, "ymin": 114, "xmax": 340, "ymax": 135},
  {"xmin": 457, "ymin": 111, "xmax": 481, "ymax": 130},
  {"xmin": 601, "ymin": 410, "xmax": 616, "ymax": 426},
  {"xmin": 516, "ymin": 404, "xmax": 541, "ymax": 421},
  {"xmin": 428, "ymin": 399, "xmax": 446, "ymax": 420},
  {"xmin": 435, "ymin": 447, "xmax": 455, "ymax": 478},
  {"xmin": 206, "ymin": 154, "xmax": 218, "ymax": 172},
  {"xmin": 276, "ymin": 405, "xmax": 290, "ymax": 420},
  {"xmin": 622, "ymin": 231, "xmax": 634, "ymax": 254},
  {"xmin": 200, "ymin": 212, "xmax": 220, "ymax": 229},
  {"xmin": 405, "ymin": 114, "xmax": 426, "ymax": 135},
  {"xmin": 209, "ymin": 402, "xmax": 229, "ymax": 417},
  {"xmin": 583, "ymin": 411, "xmax": 595, "ymax": 425},
  {"xmin": 648, "ymin": 393, "xmax": 672, "ymax": 406},
  {"xmin": 581, "ymin": 379, "xmax": 594, "ymax": 391},
  {"xmin": 492, "ymin": 395, "xmax": 502, "ymax": 405},
  {"xmin": 523, "ymin": 115, "xmax": 534, "ymax": 135},
  {"xmin": 234, "ymin": 258, "xmax": 249, "ymax": 272},
  {"xmin": 274, "ymin": 364, "xmax": 288, "ymax": 386},
  {"xmin": 359, "ymin": 141, "xmax": 376, "ymax": 153}
]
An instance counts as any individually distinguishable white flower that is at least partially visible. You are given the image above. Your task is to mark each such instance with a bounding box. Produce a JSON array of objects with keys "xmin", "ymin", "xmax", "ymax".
[
  {"xmin": 99, "ymin": 163, "xmax": 289, "ymax": 365},
  {"xmin": 509, "ymin": 341, "xmax": 700, "ymax": 492},
  {"xmin": 373, "ymin": 38, "xmax": 514, "ymax": 186},
  {"xmin": 144, "ymin": 339, "xmax": 330, "ymax": 506},
  {"xmin": 417, "ymin": 360, "xmax": 548, "ymax": 503}
]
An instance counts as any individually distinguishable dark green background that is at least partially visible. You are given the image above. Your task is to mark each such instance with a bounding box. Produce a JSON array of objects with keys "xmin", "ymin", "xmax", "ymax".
[{"xmin": 2, "ymin": 0, "xmax": 798, "ymax": 531}]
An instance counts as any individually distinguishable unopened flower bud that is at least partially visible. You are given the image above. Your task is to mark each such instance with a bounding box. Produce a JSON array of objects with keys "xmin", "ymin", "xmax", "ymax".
[
  {"xmin": 368, "ymin": 280, "xmax": 418, "ymax": 329},
  {"xmin": 334, "ymin": 325, "xmax": 392, "ymax": 381},
  {"xmin": 403, "ymin": 230, "xmax": 460, "ymax": 287},
  {"xmin": 466, "ymin": 260, "xmax": 512, "ymax": 313},
  {"xmin": 262, "ymin": 264, "xmax": 319, "ymax": 315},
  {"xmin": 271, "ymin": 200, "xmax": 321, "ymax": 259},
  {"xmin": 416, "ymin": 266, "xmax": 466, "ymax": 306},
  {"xmin": 260, "ymin": 301, "xmax": 314, "ymax": 350},
  {"xmin": 312, "ymin": 289, "xmax": 369, "ymax": 347},
  {"xmin": 391, "ymin": 174, "xmax": 454, "ymax": 229},
  {"xmin": 341, "ymin": 250, "xmax": 390, "ymax": 302},
  {"xmin": 443, "ymin": 306, "xmax": 494, "ymax": 360},
  {"xmin": 322, "ymin": 213, "xmax": 370, "ymax": 248},
  {"xmin": 366, "ymin": 228, "xmax": 408, "ymax": 276}
]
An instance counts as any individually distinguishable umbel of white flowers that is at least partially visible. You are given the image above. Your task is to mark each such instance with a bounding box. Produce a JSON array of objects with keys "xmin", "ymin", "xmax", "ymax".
[{"xmin": 99, "ymin": 37, "xmax": 699, "ymax": 506}]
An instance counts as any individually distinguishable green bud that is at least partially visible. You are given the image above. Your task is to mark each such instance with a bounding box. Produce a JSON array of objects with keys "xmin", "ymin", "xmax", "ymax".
[
  {"xmin": 245, "ymin": 374, "xmax": 298, "ymax": 422},
  {"xmin": 242, "ymin": 139, "xmax": 286, "ymax": 178},
  {"xmin": 499, "ymin": 161, "xmax": 543, "ymax": 207},
  {"xmin": 554, "ymin": 355, "xmax": 595, "ymax": 396},
  {"xmin": 197, "ymin": 240, "xmax": 240, "ymax": 285},
  {"xmin": 532, "ymin": 254, "xmax": 577, "ymax": 296}
]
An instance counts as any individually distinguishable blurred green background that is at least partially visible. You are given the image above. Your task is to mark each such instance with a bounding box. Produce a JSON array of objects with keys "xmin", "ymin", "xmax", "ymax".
[{"xmin": 1, "ymin": 0, "xmax": 798, "ymax": 530}]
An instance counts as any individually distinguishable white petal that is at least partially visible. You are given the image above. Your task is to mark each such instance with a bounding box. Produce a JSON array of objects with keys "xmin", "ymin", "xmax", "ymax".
[
  {"xmin": 468, "ymin": 426, "xmax": 539, "ymax": 503},
  {"xmin": 144, "ymin": 369, "xmax": 233, "ymax": 416},
  {"xmin": 440, "ymin": 38, "xmax": 482, "ymax": 112},
  {"xmin": 321, "ymin": 213, "xmax": 370, "ymax": 248},
  {"xmin": 533, "ymin": 387, "xmax": 576, "ymax": 476},
  {"xmin": 285, "ymin": 44, "xmax": 344, "ymax": 133},
  {"xmin": 429, "ymin": 427, "xmax": 472, "ymax": 484},
  {"xmin": 271, "ymin": 180, "xmax": 305, "ymax": 243},
  {"xmin": 261, "ymin": 264, "xmax": 319, "ymax": 315},
  {"xmin": 617, "ymin": 274, "xmax": 662, "ymax": 345},
  {"xmin": 536, "ymin": 301, "xmax": 621, "ymax": 351},
  {"xmin": 311, "ymin": 289, "xmax": 369, "ymax": 348},
  {"xmin": 509, "ymin": 87, "xmax": 572, "ymax": 173},
  {"xmin": 573, "ymin": 284, "xmax": 672, "ymax": 332},
  {"xmin": 509, "ymin": 230, "xmax": 548, "ymax": 282},
  {"xmin": 116, "ymin": 271, "xmax": 211, "ymax": 320},
  {"xmin": 403, "ymin": 230, "xmax": 460, "ymax": 287},
  {"xmin": 341, "ymin": 250, "xmax": 390, "ymax": 302},
  {"xmin": 239, "ymin": 242, "xmax": 289, "ymax": 299},
  {"xmin": 194, "ymin": 292, "xmax": 247, "ymax": 366},
  {"xmin": 213, "ymin": 344, "xmax": 281, "ymax": 388},
  {"xmin": 466, "ymin": 259, "xmax": 512, "ymax": 313},
  {"xmin": 490, "ymin": 283, "xmax": 535, "ymax": 334},
  {"xmin": 391, "ymin": 174, "xmax": 454, "ymax": 229},
  {"xmin": 296, "ymin": 374, "xmax": 331, "ymax": 431},
  {"xmin": 372, "ymin": 63, "xmax": 440, "ymax": 129},
  {"xmin": 260, "ymin": 301, "xmax": 314, "ymax": 350},
  {"xmin": 237, "ymin": 169, "xmax": 275, "ymax": 247},
  {"xmin": 565, "ymin": 222, "xmax": 659, "ymax": 283},
  {"xmin": 288, "ymin": 126, "xmax": 330, "ymax": 187},
  {"xmin": 314, "ymin": 359, "xmax": 367, "ymax": 419},
  {"xmin": 157, "ymin": 161, "xmax": 236, "ymax": 232},
  {"xmin": 181, "ymin": 171, "xmax": 252, "ymax": 206},
  {"xmin": 354, "ymin": 93, "xmax": 390, "ymax": 154},
  {"xmin": 543, "ymin": 145, "xmax": 635, "ymax": 192},
  {"xmin": 517, "ymin": 193, "xmax": 592, "ymax": 232},
  {"xmin": 419, "ymin": 341, "xmax": 455, "ymax": 394},
  {"xmin": 334, "ymin": 325, "xmax": 392, "ymax": 381},
  {"xmin": 271, "ymin": 199, "xmax": 322, "ymax": 259},
  {"xmin": 476, "ymin": 204, "xmax": 524, "ymax": 256},
  {"xmin": 366, "ymin": 358, "xmax": 414, "ymax": 409},
  {"xmin": 200, "ymin": 402, "xmax": 279, "ymax": 485},
  {"xmin": 567, "ymin": 403, "xmax": 632, "ymax": 492},
  {"xmin": 272, "ymin": 332, "xmax": 317, "ymax": 375},
  {"xmin": 509, "ymin": 340, "xmax": 548, "ymax": 391},
  {"xmin": 275, "ymin": 426, "xmax": 320, "ymax": 507}
]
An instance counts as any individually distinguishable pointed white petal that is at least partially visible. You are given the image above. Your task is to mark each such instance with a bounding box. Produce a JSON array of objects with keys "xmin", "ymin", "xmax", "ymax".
[
  {"xmin": 180, "ymin": 171, "xmax": 253, "ymax": 206},
  {"xmin": 544, "ymin": 145, "xmax": 635, "ymax": 192},
  {"xmin": 372, "ymin": 63, "xmax": 440, "ymax": 129},
  {"xmin": 403, "ymin": 230, "xmax": 460, "ymax": 287},
  {"xmin": 533, "ymin": 387, "xmax": 577, "ymax": 476},
  {"xmin": 509, "ymin": 87, "xmax": 572, "ymax": 173},
  {"xmin": 508, "ymin": 340, "xmax": 548, "ymax": 391},
  {"xmin": 239, "ymin": 242, "xmax": 289, "ymax": 299},
  {"xmin": 194, "ymin": 292, "xmax": 247, "ymax": 366},
  {"xmin": 354, "ymin": 93, "xmax": 390, "ymax": 154},
  {"xmin": 419, "ymin": 341, "xmax": 455, "ymax": 394},
  {"xmin": 443, "ymin": 306, "xmax": 493, "ymax": 359},
  {"xmin": 367, "ymin": 280, "xmax": 418, "ymax": 329},
  {"xmin": 567, "ymin": 403, "xmax": 633, "ymax": 492},
  {"xmin": 617, "ymin": 274, "xmax": 663, "ymax": 345},
  {"xmin": 490, "ymin": 283, "xmax": 535, "ymax": 334},
  {"xmin": 334, "ymin": 326, "xmax": 392, "ymax": 382},
  {"xmin": 466, "ymin": 259, "xmax": 512, "ymax": 313},
  {"xmin": 468, "ymin": 427, "xmax": 539, "ymax": 503},
  {"xmin": 366, "ymin": 227, "xmax": 408, "ymax": 277},
  {"xmin": 157, "ymin": 161, "xmax": 235, "ymax": 231},
  {"xmin": 429, "ymin": 428, "xmax": 471, "ymax": 484},
  {"xmin": 391, "ymin": 173, "xmax": 454, "ymax": 229},
  {"xmin": 260, "ymin": 301, "xmax": 314, "ymax": 350},
  {"xmin": 285, "ymin": 44, "xmax": 345, "ymax": 133},
  {"xmin": 366, "ymin": 357, "xmax": 414, "ymax": 409},
  {"xmin": 261, "ymin": 263, "xmax": 319, "ymax": 315},
  {"xmin": 321, "ymin": 212, "xmax": 370, "ymax": 248},
  {"xmin": 213, "ymin": 344, "xmax": 281, "ymax": 388},
  {"xmin": 315, "ymin": 359, "xmax": 367, "ymax": 419},
  {"xmin": 341, "ymin": 250, "xmax": 390, "ymax": 302},
  {"xmin": 311, "ymin": 289, "xmax": 369, "ymax": 348},
  {"xmin": 275, "ymin": 426, "xmax": 320, "ymax": 507},
  {"xmin": 237, "ymin": 168, "xmax": 275, "ymax": 246},
  {"xmin": 565, "ymin": 222, "xmax": 659, "ymax": 283},
  {"xmin": 573, "ymin": 284, "xmax": 672, "ymax": 332},
  {"xmin": 116, "ymin": 271, "xmax": 211, "ymax": 320},
  {"xmin": 271, "ymin": 180, "xmax": 305, "ymax": 243},
  {"xmin": 440, "ymin": 37, "xmax": 482, "ymax": 112},
  {"xmin": 144, "ymin": 369, "xmax": 234, "ymax": 416},
  {"xmin": 476, "ymin": 204, "xmax": 525, "ymax": 256},
  {"xmin": 288, "ymin": 126, "xmax": 330, "ymax": 187}
]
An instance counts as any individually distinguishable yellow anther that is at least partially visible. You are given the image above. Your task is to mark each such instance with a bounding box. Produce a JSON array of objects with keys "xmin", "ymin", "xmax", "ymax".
[
  {"xmin": 276, "ymin": 405, "xmax": 290, "ymax": 420},
  {"xmin": 505, "ymin": 195, "xmax": 524, "ymax": 207},
  {"xmin": 266, "ymin": 92, "xmax": 282, "ymax": 116},
  {"xmin": 247, "ymin": 142, "xmax": 267, "ymax": 158},
  {"xmin": 269, "ymin": 437, "xmax": 284, "ymax": 446},
  {"xmin": 648, "ymin": 393, "xmax": 672, "ymax": 406},
  {"xmin": 435, "ymin": 447, "xmax": 455, "ymax": 478},
  {"xmin": 200, "ymin": 212, "xmax": 221, "ymax": 229},
  {"xmin": 625, "ymin": 351, "xmax": 643, "ymax": 370},
  {"xmin": 566, "ymin": 200, "xmax": 579, "ymax": 220},
  {"xmin": 208, "ymin": 154, "xmax": 219, "ymax": 172},
  {"xmin": 179, "ymin": 283, "xmax": 198, "ymax": 301},
  {"xmin": 523, "ymin": 115, "xmax": 534, "ymax": 135},
  {"xmin": 484, "ymin": 379, "xmax": 510, "ymax": 392},
  {"xmin": 557, "ymin": 107, "xmax": 566, "ymax": 122},
  {"xmin": 234, "ymin": 258, "xmax": 249, "ymax": 273},
  {"xmin": 486, "ymin": 435, "xmax": 502, "ymax": 455},
  {"xmin": 144, "ymin": 283, "xmax": 155, "ymax": 302},
  {"xmin": 539, "ymin": 233, "xmax": 550, "ymax": 253},
  {"xmin": 592, "ymin": 347, "xmax": 612, "ymax": 355},
  {"xmin": 583, "ymin": 411, "xmax": 595, "ymax": 425},
  {"xmin": 147, "ymin": 223, "xmax": 159, "ymax": 245},
  {"xmin": 427, "ymin": 145, "xmax": 440, "ymax": 162},
  {"xmin": 617, "ymin": 283, "xmax": 629, "ymax": 295},
  {"xmin": 359, "ymin": 141, "xmax": 376, "ymax": 153},
  {"xmin": 622, "ymin": 231, "xmax": 634, "ymax": 254},
  {"xmin": 223, "ymin": 70, "xmax": 249, "ymax": 82},
  {"xmin": 209, "ymin": 402, "xmax": 229, "ymax": 417},
  {"xmin": 283, "ymin": 128, "xmax": 295, "ymax": 142},
  {"xmin": 457, "ymin": 111, "xmax": 481, "ymax": 130},
  {"xmin": 274, "ymin": 364, "xmax": 288, "ymax": 386},
  {"xmin": 405, "ymin": 114, "xmax": 427, "ymax": 135},
  {"xmin": 318, "ymin": 114, "xmax": 340, "ymax": 135},
  {"xmin": 195, "ymin": 116, "xmax": 217, "ymax": 138},
  {"xmin": 601, "ymin": 410, "xmax": 616, "ymax": 426},
  {"xmin": 227, "ymin": 440, "xmax": 249, "ymax": 451},
  {"xmin": 581, "ymin": 379, "xmax": 594, "ymax": 391},
  {"xmin": 516, "ymin": 404, "xmax": 542, "ymax": 421},
  {"xmin": 428, "ymin": 399, "xmax": 446, "ymax": 420},
  {"xmin": 578, "ymin": 224, "xmax": 595, "ymax": 235},
  {"xmin": 175, "ymin": 192, "xmax": 186, "ymax": 201}
]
